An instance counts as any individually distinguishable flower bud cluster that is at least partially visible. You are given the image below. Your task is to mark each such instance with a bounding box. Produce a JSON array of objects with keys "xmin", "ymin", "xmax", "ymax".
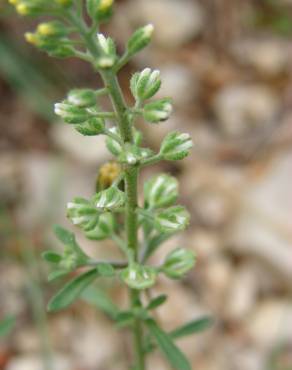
[
  {"xmin": 25, "ymin": 21, "xmax": 74, "ymax": 58},
  {"xmin": 160, "ymin": 131, "xmax": 193, "ymax": 160},
  {"xmin": 9, "ymin": 0, "xmax": 72, "ymax": 16},
  {"xmin": 143, "ymin": 98, "xmax": 173, "ymax": 123},
  {"xmin": 162, "ymin": 248, "xmax": 196, "ymax": 279},
  {"xmin": 96, "ymin": 34, "xmax": 117, "ymax": 68},
  {"xmin": 54, "ymin": 89, "xmax": 106, "ymax": 136},
  {"xmin": 130, "ymin": 68, "xmax": 161, "ymax": 101},
  {"xmin": 127, "ymin": 24, "xmax": 154, "ymax": 57},
  {"xmin": 86, "ymin": 0, "xmax": 114, "ymax": 23}
]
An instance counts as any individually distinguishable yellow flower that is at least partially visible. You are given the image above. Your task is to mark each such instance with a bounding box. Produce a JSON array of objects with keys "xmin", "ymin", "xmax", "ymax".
[
  {"xmin": 16, "ymin": 2, "xmax": 29, "ymax": 14},
  {"xmin": 37, "ymin": 23, "xmax": 55, "ymax": 36},
  {"xmin": 24, "ymin": 32, "xmax": 38, "ymax": 45},
  {"xmin": 99, "ymin": 0, "xmax": 113, "ymax": 11},
  {"xmin": 54, "ymin": 0, "xmax": 72, "ymax": 6}
]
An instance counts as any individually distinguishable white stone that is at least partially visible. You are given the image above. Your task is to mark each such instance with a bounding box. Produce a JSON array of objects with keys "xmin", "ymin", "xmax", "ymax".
[
  {"xmin": 247, "ymin": 300, "xmax": 292, "ymax": 348},
  {"xmin": 229, "ymin": 150, "xmax": 292, "ymax": 281},
  {"xmin": 127, "ymin": 0, "xmax": 204, "ymax": 48},
  {"xmin": 232, "ymin": 39, "xmax": 291, "ymax": 76},
  {"xmin": 156, "ymin": 64, "xmax": 198, "ymax": 107},
  {"xmin": 6, "ymin": 355, "xmax": 71, "ymax": 370},
  {"xmin": 213, "ymin": 85, "xmax": 280, "ymax": 137},
  {"xmin": 51, "ymin": 122, "xmax": 110, "ymax": 164},
  {"xmin": 225, "ymin": 264, "xmax": 258, "ymax": 320}
]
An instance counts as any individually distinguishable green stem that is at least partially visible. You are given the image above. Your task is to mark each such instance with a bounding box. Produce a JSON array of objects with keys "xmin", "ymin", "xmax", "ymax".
[{"xmin": 67, "ymin": 11, "xmax": 145, "ymax": 369}]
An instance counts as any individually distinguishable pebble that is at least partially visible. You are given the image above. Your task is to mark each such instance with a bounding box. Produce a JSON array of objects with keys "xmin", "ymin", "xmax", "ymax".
[
  {"xmin": 6, "ymin": 355, "xmax": 71, "ymax": 370},
  {"xmin": 213, "ymin": 85, "xmax": 280, "ymax": 137},
  {"xmin": 126, "ymin": 0, "xmax": 204, "ymax": 48},
  {"xmin": 51, "ymin": 122, "xmax": 110, "ymax": 165},
  {"xmin": 156, "ymin": 64, "xmax": 198, "ymax": 107},
  {"xmin": 247, "ymin": 300, "xmax": 292, "ymax": 348},
  {"xmin": 232, "ymin": 39, "xmax": 291, "ymax": 76},
  {"xmin": 229, "ymin": 150, "xmax": 292, "ymax": 281}
]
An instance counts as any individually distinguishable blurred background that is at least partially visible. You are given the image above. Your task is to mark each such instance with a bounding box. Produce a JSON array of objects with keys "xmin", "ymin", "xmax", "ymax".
[{"xmin": 1, "ymin": 0, "xmax": 292, "ymax": 369}]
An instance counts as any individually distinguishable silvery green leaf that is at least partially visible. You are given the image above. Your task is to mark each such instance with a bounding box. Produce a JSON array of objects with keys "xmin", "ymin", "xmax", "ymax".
[
  {"xmin": 85, "ymin": 213, "xmax": 116, "ymax": 240},
  {"xmin": 147, "ymin": 294, "xmax": 168, "ymax": 310},
  {"xmin": 154, "ymin": 206, "xmax": 190, "ymax": 233},
  {"xmin": 160, "ymin": 131, "xmax": 193, "ymax": 160},
  {"xmin": 127, "ymin": 24, "xmax": 154, "ymax": 56},
  {"xmin": 163, "ymin": 248, "xmax": 196, "ymax": 279},
  {"xmin": 143, "ymin": 98, "xmax": 172, "ymax": 123},
  {"xmin": 67, "ymin": 197, "xmax": 99, "ymax": 231},
  {"xmin": 68, "ymin": 89, "xmax": 96, "ymax": 107},
  {"xmin": 75, "ymin": 117, "xmax": 105, "ymax": 136},
  {"xmin": 93, "ymin": 187, "xmax": 125, "ymax": 211},
  {"xmin": 170, "ymin": 316, "xmax": 214, "ymax": 339},
  {"xmin": 54, "ymin": 101, "xmax": 89, "ymax": 124},
  {"xmin": 144, "ymin": 174, "xmax": 178, "ymax": 209},
  {"xmin": 120, "ymin": 263, "xmax": 157, "ymax": 290},
  {"xmin": 106, "ymin": 127, "xmax": 122, "ymax": 156},
  {"xmin": 130, "ymin": 68, "xmax": 161, "ymax": 101}
]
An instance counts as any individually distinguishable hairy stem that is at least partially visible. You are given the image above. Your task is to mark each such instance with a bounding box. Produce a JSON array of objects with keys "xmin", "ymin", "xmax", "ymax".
[{"xmin": 66, "ymin": 9, "xmax": 145, "ymax": 368}]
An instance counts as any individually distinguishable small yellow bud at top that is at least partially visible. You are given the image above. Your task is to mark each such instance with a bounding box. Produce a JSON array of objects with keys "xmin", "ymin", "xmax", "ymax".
[
  {"xmin": 16, "ymin": 2, "xmax": 29, "ymax": 15},
  {"xmin": 25, "ymin": 32, "xmax": 38, "ymax": 45},
  {"xmin": 37, "ymin": 23, "xmax": 54, "ymax": 36},
  {"xmin": 54, "ymin": 0, "xmax": 72, "ymax": 6},
  {"xmin": 99, "ymin": 0, "xmax": 113, "ymax": 11},
  {"xmin": 8, "ymin": 0, "xmax": 19, "ymax": 5}
]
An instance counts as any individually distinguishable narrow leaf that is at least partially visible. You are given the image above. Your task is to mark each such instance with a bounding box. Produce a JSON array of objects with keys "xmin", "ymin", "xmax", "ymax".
[
  {"xmin": 0, "ymin": 315, "xmax": 15, "ymax": 337},
  {"xmin": 81, "ymin": 286, "xmax": 119, "ymax": 319},
  {"xmin": 147, "ymin": 295, "xmax": 167, "ymax": 311},
  {"xmin": 170, "ymin": 316, "xmax": 214, "ymax": 339},
  {"xmin": 48, "ymin": 269, "xmax": 69, "ymax": 282},
  {"xmin": 47, "ymin": 269, "xmax": 99, "ymax": 312},
  {"xmin": 53, "ymin": 224, "xmax": 75, "ymax": 245},
  {"xmin": 146, "ymin": 319, "xmax": 191, "ymax": 370},
  {"xmin": 42, "ymin": 251, "xmax": 62, "ymax": 264}
]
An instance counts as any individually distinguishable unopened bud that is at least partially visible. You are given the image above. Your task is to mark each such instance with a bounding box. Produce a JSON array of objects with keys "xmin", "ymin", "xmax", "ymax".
[
  {"xmin": 154, "ymin": 205, "xmax": 190, "ymax": 233},
  {"xmin": 67, "ymin": 197, "xmax": 99, "ymax": 232},
  {"xmin": 163, "ymin": 248, "xmax": 196, "ymax": 279},
  {"xmin": 144, "ymin": 174, "xmax": 178, "ymax": 209},
  {"xmin": 68, "ymin": 89, "xmax": 96, "ymax": 108},
  {"xmin": 160, "ymin": 131, "xmax": 193, "ymax": 160},
  {"xmin": 93, "ymin": 186, "xmax": 125, "ymax": 211},
  {"xmin": 54, "ymin": 102, "xmax": 89, "ymax": 124},
  {"xmin": 130, "ymin": 68, "xmax": 161, "ymax": 101},
  {"xmin": 127, "ymin": 24, "xmax": 154, "ymax": 56},
  {"xmin": 75, "ymin": 117, "xmax": 105, "ymax": 136},
  {"xmin": 143, "ymin": 98, "xmax": 172, "ymax": 123},
  {"xmin": 120, "ymin": 263, "xmax": 157, "ymax": 290}
]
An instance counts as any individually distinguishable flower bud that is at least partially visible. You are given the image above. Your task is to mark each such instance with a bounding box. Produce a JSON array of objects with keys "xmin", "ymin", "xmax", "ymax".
[
  {"xmin": 54, "ymin": 0, "xmax": 73, "ymax": 7},
  {"xmin": 163, "ymin": 248, "xmax": 196, "ymax": 279},
  {"xmin": 54, "ymin": 102, "xmax": 89, "ymax": 123},
  {"xmin": 120, "ymin": 263, "xmax": 157, "ymax": 290},
  {"xmin": 85, "ymin": 213, "xmax": 116, "ymax": 240},
  {"xmin": 86, "ymin": 0, "xmax": 114, "ymax": 22},
  {"xmin": 96, "ymin": 161, "xmax": 121, "ymax": 191},
  {"xmin": 95, "ymin": 34, "xmax": 116, "ymax": 69},
  {"xmin": 75, "ymin": 118, "xmax": 105, "ymax": 136},
  {"xmin": 15, "ymin": 1, "xmax": 43, "ymax": 16},
  {"xmin": 67, "ymin": 197, "xmax": 99, "ymax": 231},
  {"xmin": 68, "ymin": 89, "xmax": 96, "ymax": 108},
  {"xmin": 154, "ymin": 206, "xmax": 190, "ymax": 233},
  {"xmin": 93, "ymin": 186, "xmax": 125, "ymax": 211},
  {"xmin": 143, "ymin": 98, "xmax": 172, "ymax": 123},
  {"xmin": 130, "ymin": 68, "xmax": 161, "ymax": 101},
  {"xmin": 37, "ymin": 21, "xmax": 68, "ymax": 38},
  {"xmin": 144, "ymin": 174, "xmax": 178, "ymax": 209},
  {"xmin": 160, "ymin": 131, "xmax": 193, "ymax": 160},
  {"xmin": 127, "ymin": 24, "xmax": 154, "ymax": 56}
]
